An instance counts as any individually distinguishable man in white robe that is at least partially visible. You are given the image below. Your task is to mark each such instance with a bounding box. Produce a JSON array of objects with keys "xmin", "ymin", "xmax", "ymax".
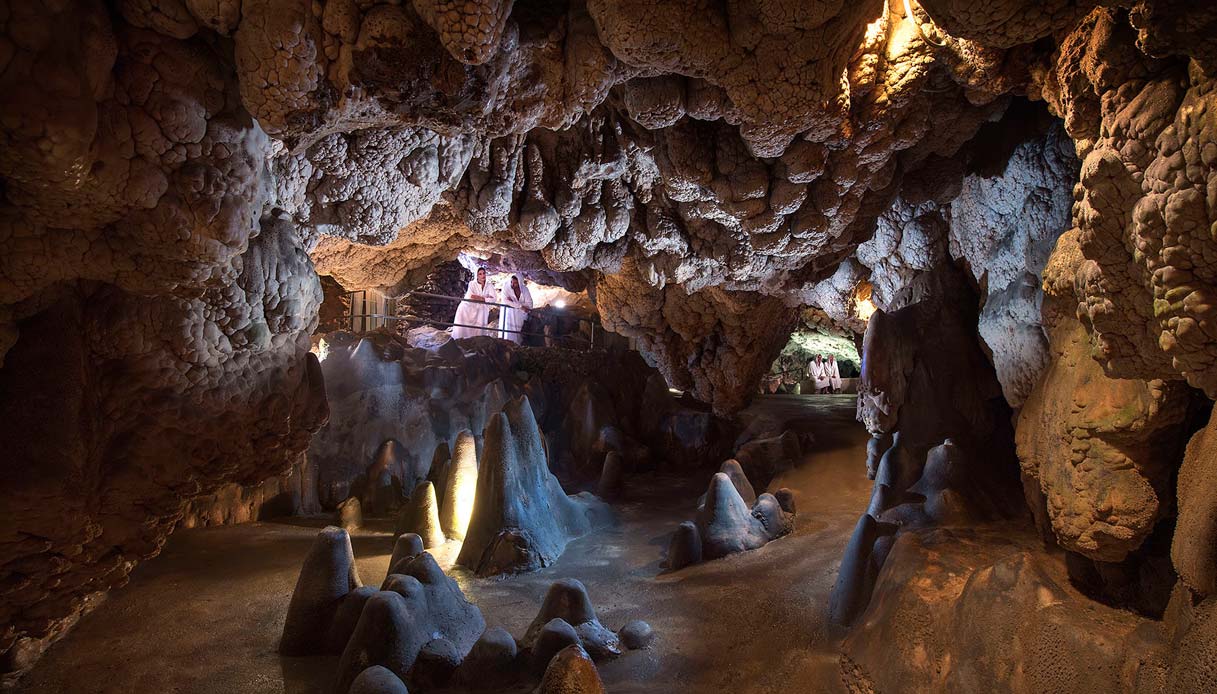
[
  {"xmin": 497, "ymin": 274, "xmax": 533, "ymax": 343},
  {"xmin": 827, "ymin": 354, "xmax": 842, "ymax": 393},
  {"xmin": 452, "ymin": 267, "xmax": 493, "ymax": 339}
]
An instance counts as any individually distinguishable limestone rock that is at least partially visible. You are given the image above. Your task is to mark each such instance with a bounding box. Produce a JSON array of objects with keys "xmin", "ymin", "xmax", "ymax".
[
  {"xmin": 338, "ymin": 497, "xmax": 363, "ymax": 531},
  {"xmin": 439, "ymin": 430, "xmax": 478, "ymax": 541},
  {"xmin": 596, "ymin": 452, "xmax": 625, "ymax": 501},
  {"xmin": 327, "ymin": 586, "xmax": 378, "ymax": 656},
  {"xmin": 524, "ymin": 579, "xmax": 622, "ymax": 662},
  {"xmin": 840, "ymin": 527, "xmax": 1154, "ymax": 694},
  {"xmin": 664, "ymin": 521, "xmax": 703, "ymax": 571},
  {"xmin": 396, "ymin": 482, "xmax": 446, "ymax": 549},
  {"xmin": 1173, "ymin": 411, "xmax": 1217, "ymax": 596},
  {"xmin": 529, "ymin": 618, "xmax": 580, "ymax": 674},
  {"xmin": 536, "ymin": 645, "xmax": 605, "ymax": 694},
  {"xmin": 695, "ymin": 473, "xmax": 792, "ymax": 561},
  {"xmin": 1017, "ymin": 310, "xmax": 1193, "ymax": 562},
  {"xmin": 281, "ymin": 527, "xmax": 363, "ymax": 656},
  {"xmin": 452, "ymin": 626, "xmax": 519, "ymax": 689},
  {"xmin": 698, "ymin": 459, "xmax": 756, "ymax": 508},
  {"xmin": 618, "ymin": 620, "xmax": 655, "ymax": 650},
  {"xmin": 348, "ymin": 665, "xmax": 409, "ymax": 694},
  {"xmin": 333, "ymin": 591, "xmax": 423, "ymax": 693},
  {"xmin": 457, "ymin": 396, "xmax": 609, "ymax": 576},
  {"xmin": 387, "ymin": 534, "xmax": 424, "ymax": 578}
]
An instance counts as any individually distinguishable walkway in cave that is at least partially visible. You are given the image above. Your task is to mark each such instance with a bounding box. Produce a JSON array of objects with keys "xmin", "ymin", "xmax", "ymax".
[{"xmin": 17, "ymin": 395, "xmax": 869, "ymax": 694}]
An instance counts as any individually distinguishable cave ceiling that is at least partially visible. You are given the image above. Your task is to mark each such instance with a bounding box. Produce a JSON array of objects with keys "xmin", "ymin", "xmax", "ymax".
[{"xmin": 2, "ymin": 0, "xmax": 1216, "ymax": 415}]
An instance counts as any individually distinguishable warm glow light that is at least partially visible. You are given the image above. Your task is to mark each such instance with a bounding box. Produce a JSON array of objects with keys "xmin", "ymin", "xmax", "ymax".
[
  {"xmin": 311, "ymin": 338, "xmax": 329, "ymax": 362},
  {"xmin": 442, "ymin": 433, "xmax": 479, "ymax": 541},
  {"xmin": 554, "ymin": 299, "xmax": 566, "ymax": 309},
  {"xmin": 855, "ymin": 297, "xmax": 877, "ymax": 321}
]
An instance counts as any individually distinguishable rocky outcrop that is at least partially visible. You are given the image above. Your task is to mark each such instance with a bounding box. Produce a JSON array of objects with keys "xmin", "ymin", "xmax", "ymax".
[
  {"xmin": 456, "ymin": 396, "xmax": 610, "ymax": 576},
  {"xmin": 665, "ymin": 467, "xmax": 795, "ymax": 570},
  {"xmin": 1017, "ymin": 282, "xmax": 1196, "ymax": 561},
  {"xmin": 840, "ymin": 526, "xmax": 1160, "ymax": 693}
]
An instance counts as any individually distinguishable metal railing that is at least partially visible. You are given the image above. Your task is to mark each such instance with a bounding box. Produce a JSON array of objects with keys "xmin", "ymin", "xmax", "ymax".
[{"xmin": 343, "ymin": 289, "xmax": 600, "ymax": 350}]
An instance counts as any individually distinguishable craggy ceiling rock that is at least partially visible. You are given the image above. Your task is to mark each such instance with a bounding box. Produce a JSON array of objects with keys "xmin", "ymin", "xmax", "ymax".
[{"xmin": 595, "ymin": 257, "xmax": 798, "ymax": 416}]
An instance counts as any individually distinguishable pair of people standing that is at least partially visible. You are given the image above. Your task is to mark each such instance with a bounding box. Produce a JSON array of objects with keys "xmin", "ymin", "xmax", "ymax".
[
  {"xmin": 451, "ymin": 267, "xmax": 534, "ymax": 343},
  {"xmin": 808, "ymin": 354, "xmax": 842, "ymax": 394}
]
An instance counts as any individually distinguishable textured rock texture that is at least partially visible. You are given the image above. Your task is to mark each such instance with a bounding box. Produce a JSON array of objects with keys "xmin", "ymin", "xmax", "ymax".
[
  {"xmin": 1017, "ymin": 235, "xmax": 1197, "ymax": 562},
  {"xmin": 5, "ymin": 0, "xmax": 1217, "ymax": 678},
  {"xmin": 309, "ymin": 329, "xmax": 730, "ymax": 514},
  {"xmin": 840, "ymin": 526, "xmax": 1161, "ymax": 694}
]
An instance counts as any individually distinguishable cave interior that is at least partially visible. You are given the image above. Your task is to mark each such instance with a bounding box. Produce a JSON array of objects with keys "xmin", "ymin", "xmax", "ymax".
[{"xmin": 3, "ymin": 0, "xmax": 1217, "ymax": 692}]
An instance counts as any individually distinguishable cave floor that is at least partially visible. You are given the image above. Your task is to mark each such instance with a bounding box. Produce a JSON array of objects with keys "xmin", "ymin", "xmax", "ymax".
[{"xmin": 17, "ymin": 394, "xmax": 871, "ymax": 694}]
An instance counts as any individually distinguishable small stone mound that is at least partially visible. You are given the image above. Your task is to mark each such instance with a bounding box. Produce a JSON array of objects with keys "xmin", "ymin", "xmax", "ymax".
[
  {"xmin": 452, "ymin": 626, "xmax": 519, "ymax": 689},
  {"xmin": 529, "ymin": 618, "xmax": 580, "ymax": 673},
  {"xmin": 387, "ymin": 534, "xmax": 424, "ymax": 578},
  {"xmin": 664, "ymin": 521, "xmax": 702, "ymax": 570},
  {"xmin": 348, "ymin": 665, "xmax": 409, "ymax": 694},
  {"xmin": 338, "ymin": 496, "xmax": 363, "ymax": 531},
  {"xmin": 596, "ymin": 451, "xmax": 625, "ymax": 501},
  {"xmin": 618, "ymin": 620, "xmax": 655, "ymax": 650},
  {"xmin": 280, "ymin": 526, "xmax": 363, "ymax": 656},
  {"xmin": 523, "ymin": 579, "xmax": 622, "ymax": 662},
  {"xmin": 666, "ymin": 470, "xmax": 796, "ymax": 569},
  {"xmin": 536, "ymin": 645, "xmax": 606, "ymax": 694}
]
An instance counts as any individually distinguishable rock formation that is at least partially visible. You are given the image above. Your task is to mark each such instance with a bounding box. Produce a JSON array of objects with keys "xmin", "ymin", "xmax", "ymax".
[
  {"xmin": 523, "ymin": 579, "xmax": 622, "ymax": 662},
  {"xmin": 667, "ymin": 468, "xmax": 796, "ymax": 569},
  {"xmin": 439, "ymin": 431, "xmax": 479, "ymax": 541},
  {"xmin": 280, "ymin": 526, "xmax": 363, "ymax": 656},
  {"xmin": 4, "ymin": 0, "xmax": 1217, "ymax": 682},
  {"xmin": 457, "ymin": 397, "xmax": 610, "ymax": 576}
]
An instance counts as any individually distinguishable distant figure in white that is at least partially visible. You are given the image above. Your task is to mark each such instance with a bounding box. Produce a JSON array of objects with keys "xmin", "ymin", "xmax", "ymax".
[
  {"xmin": 498, "ymin": 273, "xmax": 533, "ymax": 344},
  {"xmin": 452, "ymin": 267, "xmax": 493, "ymax": 339},
  {"xmin": 809, "ymin": 354, "xmax": 832, "ymax": 393},
  {"xmin": 826, "ymin": 354, "xmax": 842, "ymax": 393}
]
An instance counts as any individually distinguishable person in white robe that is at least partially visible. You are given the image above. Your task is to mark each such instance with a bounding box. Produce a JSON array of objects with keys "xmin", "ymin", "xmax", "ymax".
[
  {"xmin": 497, "ymin": 273, "xmax": 533, "ymax": 343},
  {"xmin": 452, "ymin": 267, "xmax": 493, "ymax": 339},
  {"xmin": 827, "ymin": 354, "xmax": 842, "ymax": 393},
  {"xmin": 809, "ymin": 355, "xmax": 832, "ymax": 393}
]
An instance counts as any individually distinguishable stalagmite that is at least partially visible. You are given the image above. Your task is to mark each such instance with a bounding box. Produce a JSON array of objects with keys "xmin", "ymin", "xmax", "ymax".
[
  {"xmin": 456, "ymin": 396, "xmax": 609, "ymax": 576},
  {"xmin": 440, "ymin": 430, "xmax": 479, "ymax": 541},
  {"xmin": 397, "ymin": 482, "xmax": 446, "ymax": 549}
]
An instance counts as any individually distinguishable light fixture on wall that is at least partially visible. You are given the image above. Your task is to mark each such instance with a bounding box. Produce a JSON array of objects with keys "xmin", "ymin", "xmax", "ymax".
[{"xmin": 554, "ymin": 299, "xmax": 566, "ymax": 309}]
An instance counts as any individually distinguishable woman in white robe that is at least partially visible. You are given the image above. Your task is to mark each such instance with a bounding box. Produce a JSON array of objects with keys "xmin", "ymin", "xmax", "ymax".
[
  {"xmin": 810, "ymin": 354, "xmax": 832, "ymax": 393},
  {"xmin": 827, "ymin": 354, "xmax": 842, "ymax": 392},
  {"xmin": 498, "ymin": 273, "xmax": 533, "ymax": 343},
  {"xmin": 452, "ymin": 267, "xmax": 493, "ymax": 339}
]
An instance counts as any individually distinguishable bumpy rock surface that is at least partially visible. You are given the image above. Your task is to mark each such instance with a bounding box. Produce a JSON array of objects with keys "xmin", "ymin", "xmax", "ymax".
[
  {"xmin": 840, "ymin": 526, "xmax": 1159, "ymax": 694},
  {"xmin": 1017, "ymin": 260, "xmax": 1196, "ymax": 561}
]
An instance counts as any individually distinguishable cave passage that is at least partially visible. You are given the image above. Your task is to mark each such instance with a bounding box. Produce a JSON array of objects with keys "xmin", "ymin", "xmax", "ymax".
[{"xmin": 3, "ymin": 1, "xmax": 1217, "ymax": 693}]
